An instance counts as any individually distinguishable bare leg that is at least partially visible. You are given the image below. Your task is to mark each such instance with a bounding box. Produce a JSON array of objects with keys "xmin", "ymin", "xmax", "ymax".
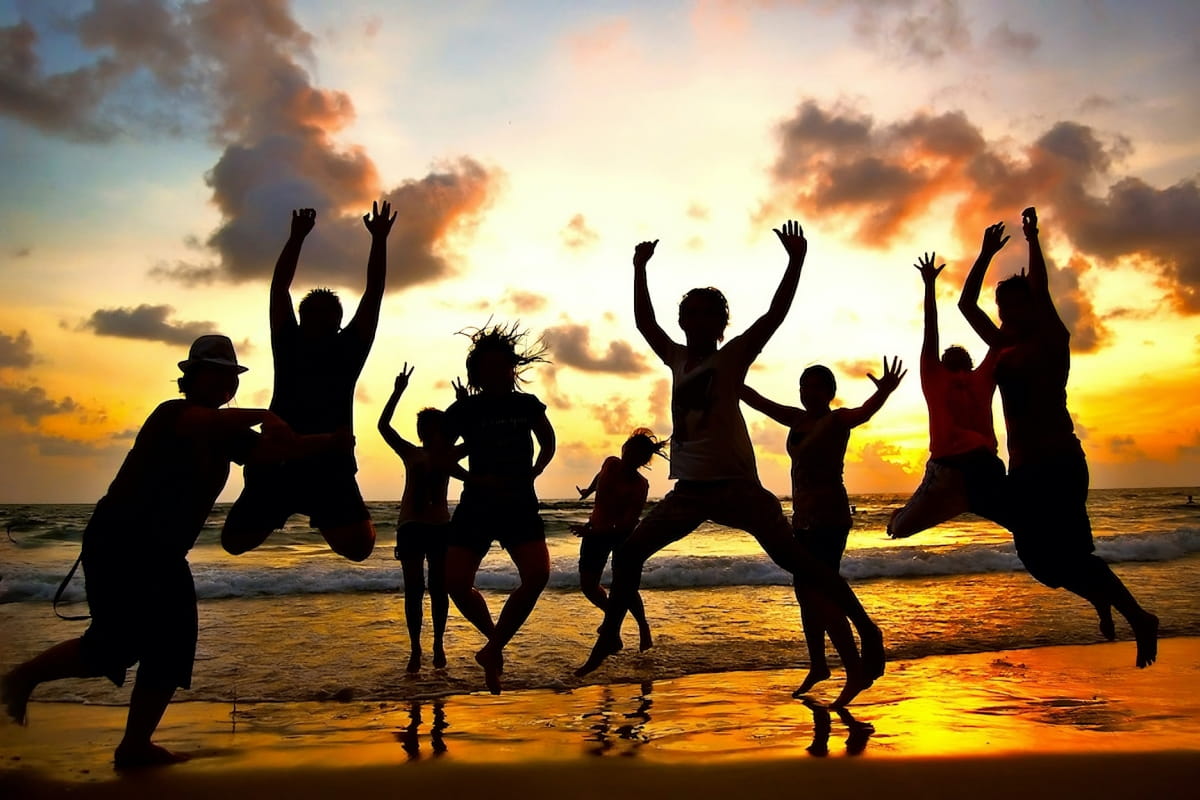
[
  {"xmin": 476, "ymin": 540, "xmax": 550, "ymax": 694},
  {"xmin": 628, "ymin": 591, "xmax": 654, "ymax": 652},
  {"xmin": 579, "ymin": 569, "xmax": 608, "ymax": 612},
  {"xmin": 445, "ymin": 546, "xmax": 494, "ymax": 639},
  {"xmin": 1060, "ymin": 556, "xmax": 1157, "ymax": 667},
  {"xmin": 791, "ymin": 585, "xmax": 831, "ymax": 697},
  {"xmin": 427, "ymin": 548, "xmax": 449, "ymax": 670},
  {"xmin": 320, "ymin": 520, "xmax": 376, "ymax": 563},
  {"xmin": 3, "ymin": 638, "xmax": 98, "ymax": 725},
  {"xmin": 583, "ymin": 568, "xmax": 652, "ymax": 652},
  {"xmin": 400, "ymin": 556, "xmax": 426, "ymax": 673},
  {"xmin": 747, "ymin": 514, "xmax": 884, "ymax": 681},
  {"xmin": 113, "ymin": 680, "xmax": 186, "ymax": 769},
  {"xmin": 577, "ymin": 502, "xmax": 699, "ymax": 676}
]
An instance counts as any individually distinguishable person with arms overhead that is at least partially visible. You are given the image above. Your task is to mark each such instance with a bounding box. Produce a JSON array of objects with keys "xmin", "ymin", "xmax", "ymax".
[
  {"xmin": 222, "ymin": 202, "xmax": 396, "ymax": 562},
  {"xmin": 958, "ymin": 209, "xmax": 1158, "ymax": 667},
  {"xmin": 888, "ymin": 251, "xmax": 1009, "ymax": 539},
  {"xmin": 378, "ymin": 362, "xmax": 462, "ymax": 674},
  {"xmin": 743, "ymin": 357, "xmax": 904, "ymax": 698},
  {"xmin": 577, "ymin": 222, "xmax": 885, "ymax": 707}
]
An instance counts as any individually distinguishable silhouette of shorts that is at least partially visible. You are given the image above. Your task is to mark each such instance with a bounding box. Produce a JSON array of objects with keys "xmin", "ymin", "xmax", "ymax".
[
  {"xmin": 888, "ymin": 448, "xmax": 1007, "ymax": 538},
  {"xmin": 394, "ymin": 521, "xmax": 450, "ymax": 561},
  {"xmin": 449, "ymin": 493, "xmax": 544, "ymax": 558},
  {"xmin": 793, "ymin": 524, "xmax": 850, "ymax": 570},
  {"xmin": 230, "ymin": 457, "xmax": 370, "ymax": 532},
  {"xmin": 620, "ymin": 479, "xmax": 791, "ymax": 562},
  {"xmin": 79, "ymin": 545, "xmax": 198, "ymax": 690},
  {"xmin": 578, "ymin": 526, "xmax": 633, "ymax": 574}
]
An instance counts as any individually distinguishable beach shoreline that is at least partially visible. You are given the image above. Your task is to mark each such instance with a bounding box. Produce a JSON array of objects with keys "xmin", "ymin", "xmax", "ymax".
[{"xmin": 4, "ymin": 637, "xmax": 1199, "ymax": 797}]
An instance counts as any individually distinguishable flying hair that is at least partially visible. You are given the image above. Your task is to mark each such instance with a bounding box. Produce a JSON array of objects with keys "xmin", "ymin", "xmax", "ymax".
[{"xmin": 459, "ymin": 320, "xmax": 551, "ymax": 391}]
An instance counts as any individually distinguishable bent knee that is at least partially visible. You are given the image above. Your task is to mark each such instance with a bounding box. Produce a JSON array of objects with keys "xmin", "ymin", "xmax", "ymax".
[{"xmin": 521, "ymin": 566, "xmax": 550, "ymax": 592}]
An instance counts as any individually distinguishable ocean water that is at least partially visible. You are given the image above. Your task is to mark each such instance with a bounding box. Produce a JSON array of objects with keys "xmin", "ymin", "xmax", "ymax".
[{"xmin": 2, "ymin": 488, "xmax": 1198, "ymax": 704}]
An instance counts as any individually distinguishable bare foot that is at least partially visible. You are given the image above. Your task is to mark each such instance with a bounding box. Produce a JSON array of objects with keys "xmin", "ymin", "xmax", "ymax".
[
  {"xmin": 1133, "ymin": 612, "xmax": 1159, "ymax": 668},
  {"xmin": 791, "ymin": 665, "xmax": 832, "ymax": 698},
  {"xmin": 1, "ymin": 669, "xmax": 32, "ymax": 726},
  {"xmin": 113, "ymin": 742, "xmax": 189, "ymax": 770},
  {"xmin": 638, "ymin": 626, "xmax": 653, "ymax": 652},
  {"xmin": 432, "ymin": 645, "xmax": 447, "ymax": 670},
  {"xmin": 406, "ymin": 649, "xmax": 421, "ymax": 674},
  {"xmin": 1096, "ymin": 605, "xmax": 1116, "ymax": 641},
  {"xmin": 475, "ymin": 646, "xmax": 503, "ymax": 694},
  {"xmin": 829, "ymin": 673, "xmax": 870, "ymax": 709},
  {"xmin": 859, "ymin": 624, "xmax": 886, "ymax": 680},
  {"xmin": 574, "ymin": 634, "xmax": 623, "ymax": 677}
]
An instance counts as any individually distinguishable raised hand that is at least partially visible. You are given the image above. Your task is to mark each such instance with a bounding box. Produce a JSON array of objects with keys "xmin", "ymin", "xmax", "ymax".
[
  {"xmin": 633, "ymin": 240, "xmax": 658, "ymax": 269},
  {"xmin": 394, "ymin": 362, "xmax": 414, "ymax": 395},
  {"xmin": 868, "ymin": 356, "xmax": 907, "ymax": 394},
  {"xmin": 914, "ymin": 251, "xmax": 945, "ymax": 284},
  {"xmin": 979, "ymin": 222, "xmax": 1010, "ymax": 258},
  {"xmin": 1022, "ymin": 206, "xmax": 1038, "ymax": 240},
  {"xmin": 773, "ymin": 219, "xmax": 807, "ymax": 261},
  {"xmin": 362, "ymin": 199, "xmax": 397, "ymax": 238},
  {"xmin": 290, "ymin": 208, "xmax": 316, "ymax": 239},
  {"xmin": 452, "ymin": 376, "xmax": 468, "ymax": 402}
]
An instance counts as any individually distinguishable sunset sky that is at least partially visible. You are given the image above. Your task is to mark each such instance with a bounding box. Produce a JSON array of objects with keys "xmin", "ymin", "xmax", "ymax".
[{"xmin": 1, "ymin": 0, "xmax": 1198, "ymax": 503}]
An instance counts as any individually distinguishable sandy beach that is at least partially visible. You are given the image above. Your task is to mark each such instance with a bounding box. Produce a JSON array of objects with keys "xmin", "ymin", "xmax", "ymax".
[{"xmin": 3, "ymin": 637, "xmax": 1198, "ymax": 798}]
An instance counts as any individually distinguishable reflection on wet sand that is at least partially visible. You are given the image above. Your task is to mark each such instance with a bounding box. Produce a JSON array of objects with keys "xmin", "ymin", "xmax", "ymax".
[
  {"xmin": 583, "ymin": 681, "xmax": 654, "ymax": 757},
  {"xmin": 803, "ymin": 699, "xmax": 874, "ymax": 756},
  {"xmin": 395, "ymin": 698, "xmax": 447, "ymax": 760}
]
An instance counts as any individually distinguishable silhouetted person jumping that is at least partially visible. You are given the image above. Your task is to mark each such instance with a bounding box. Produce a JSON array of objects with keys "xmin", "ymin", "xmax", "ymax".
[
  {"xmin": 1, "ymin": 336, "xmax": 345, "ymax": 769},
  {"xmin": 576, "ymin": 222, "xmax": 885, "ymax": 706},
  {"xmin": 573, "ymin": 428, "xmax": 666, "ymax": 652},
  {"xmin": 959, "ymin": 208, "xmax": 1158, "ymax": 668},
  {"xmin": 378, "ymin": 363, "xmax": 460, "ymax": 673},
  {"xmin": 742, "ymin": 357, "xmax": 904, "ymax": 699},
  {"xmin": 222, "ymin": 202, "xmax": 396, "ymax": 562},
  {"xmin": 442, "ymin": 323, "xmax": 556, "ymax": 694},
  {"xmin": 888, "ymin": 251, "xmax": 1009, "ymax": 538}
]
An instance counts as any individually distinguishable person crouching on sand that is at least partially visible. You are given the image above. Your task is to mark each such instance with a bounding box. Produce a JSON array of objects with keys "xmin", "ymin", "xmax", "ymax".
[
  {"xmin": 441, "ymin": 323, "xmax": 556, "ymax": 694},
  {"xmin": 1, "ymin": 335, "xmax": 349, "ymax": 769},
  {"xmin": 573, "ymin": 428, "xmax": 667, "ymax": 652}
]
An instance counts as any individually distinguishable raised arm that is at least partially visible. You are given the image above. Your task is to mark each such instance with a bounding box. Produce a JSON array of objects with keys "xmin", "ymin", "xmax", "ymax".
[
  {"xmin": 742, "ymin": 220, "xmax": 806, "ymax": 354},
  {"xmin": 632, "ymin": 239, "xmax": 675, "ymax": 362},
  {"xmin": 576, "ymin": 468, "xmax": 602, "ymax": 500},
  {"xmin": 531, "ymin": 411, "xmax": 557, "ymax": 479},
  {"xmin": 838, "ymin": 356, "xmax": 906, "ymax": 429},
  {"xmin": 957, "ymin": 221, "xmax": 1010, "ymax": 347},
  {"xmin": 377, "ymin": 363, "xmax": 417, "ymax": 458},
  {"xmin": 740, "ymin": 384, "xmax": 800, "ymax": 427},
  {"xmin": 1022, "ymin": 206, "xmax": 1068, "ymax": 335},
  {"xmin": 915, "ymin": 252, "xmax": 945, "ymax": 371},
  {"xmin": 270, "ymin": 208, "xmax": 316, "ymax": 332},
  {"xmin": 346, "ymin": 200, "xmax": 396, "ymax": 344}
]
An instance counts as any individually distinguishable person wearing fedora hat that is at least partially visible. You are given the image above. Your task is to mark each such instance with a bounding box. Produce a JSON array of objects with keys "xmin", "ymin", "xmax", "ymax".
[
  {"xmin": 221, "ymin": 202, "xmax": 396, "ymax": 563},
  {"xmin": 176, "ymin": 334, "xmax": 249, "ymax": 375},
  {"xmin": 2, "ymin": 335, "xmax": 349, "ymax": 769}
]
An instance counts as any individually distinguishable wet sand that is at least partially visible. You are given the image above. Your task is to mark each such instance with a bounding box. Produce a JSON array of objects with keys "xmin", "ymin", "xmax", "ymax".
[{"xmin": 3, "ymin": 637, "xmax": 1199, "ymax": 798}]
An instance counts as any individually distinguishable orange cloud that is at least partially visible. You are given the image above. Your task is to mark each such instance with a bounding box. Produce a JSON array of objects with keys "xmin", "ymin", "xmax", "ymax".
[
  {"xmin": 761, "ymin": 100, "xmax": 1200, "ymax": 350},
  {"xmin": 2, "ymin": 2, "xmax": 501, "ymax": 293}
]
